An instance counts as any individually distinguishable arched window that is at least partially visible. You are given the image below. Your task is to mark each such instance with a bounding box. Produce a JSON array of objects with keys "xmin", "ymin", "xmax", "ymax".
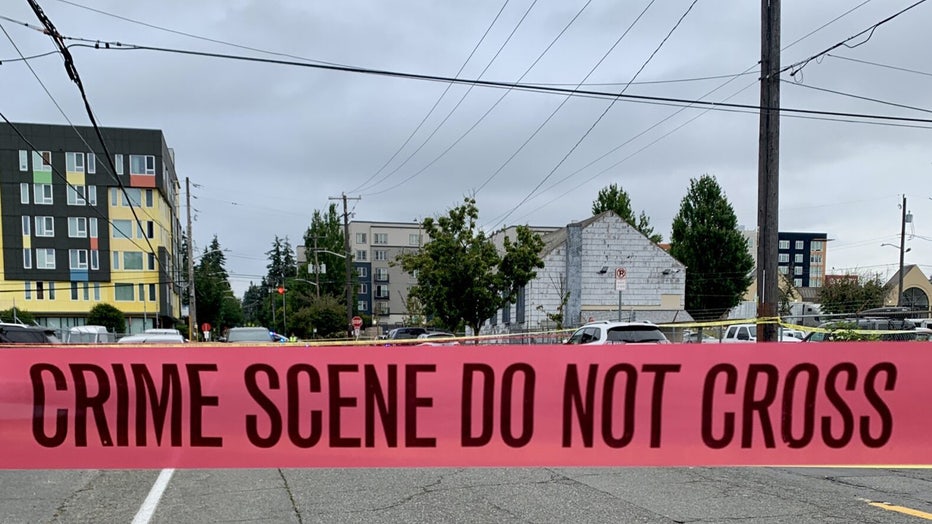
[{"xmin": 902, "ymin": 287, "xmax": 929, "ymax": 310}]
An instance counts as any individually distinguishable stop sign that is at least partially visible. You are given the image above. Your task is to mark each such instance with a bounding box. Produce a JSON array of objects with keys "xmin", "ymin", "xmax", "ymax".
[{"xmin": 352, "ymin": 316, "xmax": 363, "ymax": 329}]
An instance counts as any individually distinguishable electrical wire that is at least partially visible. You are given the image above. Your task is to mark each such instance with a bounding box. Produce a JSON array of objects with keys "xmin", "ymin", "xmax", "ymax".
[
  {"xmin": 783, "ymin": 79, "xmax": 932, "ymax": 114},
  {"xmin": 489, "ymin": 0, "xmax": 699, "ymax": 229},
  {"xmin": 473, "ymin": 0, "xmax": 660, "ymax": 195},
  {"xmin": 348, "ymin": 0, "xmax": 514, "ymax": 194},
  {"xmin": 826, "ymin": 52, "xmax": 932, "ymax": 79},
  {"xmin": 358, "ymin": 0, "xmax": 595, "ymax": 197}
]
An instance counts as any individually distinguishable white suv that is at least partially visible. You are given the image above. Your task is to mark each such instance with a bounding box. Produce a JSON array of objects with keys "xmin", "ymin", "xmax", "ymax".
[{"xmin": 565, "ymin": 321, "xmax": 670, "ymax": 345}]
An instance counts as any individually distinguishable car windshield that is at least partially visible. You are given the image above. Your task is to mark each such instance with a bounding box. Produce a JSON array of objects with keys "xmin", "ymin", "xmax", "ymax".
[
  {"xmin": 226, "ymin": 328, "xmax": 272, "ymax": 342},
  {"xmin": 606, "ymin": 326, "xmax": 666, "ymax": 343}
]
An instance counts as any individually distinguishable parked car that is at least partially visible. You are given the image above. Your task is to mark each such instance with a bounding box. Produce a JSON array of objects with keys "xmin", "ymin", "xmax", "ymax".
[
  {"xmin": 416, "ymin": 331, "xmax": 459, "ymax": 346},
  {"xmin": 565, "ymin": 321, "xmax": 669, "ymax": 345},
  {"xmin": 224, "ymin": 327, "xmax": 279, "ymax": 343},
  {"xmin": 118, "ymin": 333, "xmax": 186, "ymax": 344},
  {"xmin": 64, "ymin": 325, "xmax": 116, "ymax": 344},
  {"xmin": 387, "ymin": 327, "xmax": 430, "ymax": 340},
  {"xmin": 0, "ymin": 323, "xmax": 61, "ymax": 344},
  {"xmin": 721, "ymin": 324, "xmax": 756, "ymax": 343}
]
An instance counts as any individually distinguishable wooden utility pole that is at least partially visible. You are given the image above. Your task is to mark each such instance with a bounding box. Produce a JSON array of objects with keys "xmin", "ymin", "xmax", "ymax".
[
  {"xmin": 757, "ymin": 0, "xmax": 780, "ymax": 342},
  {"xmin": 186, "ymin": 177, "xmax": 197, "ymax": 341},
  {"xmin": 313, "ymin": 235, "xmax": 321, "ymax": 298},
  {"xmin": 330, "ymin": 193, "xmax": 360, "ymax": 337},
  {"xmin": 897, "ymin": 195, "xmax": 907, "ymax": 306}
]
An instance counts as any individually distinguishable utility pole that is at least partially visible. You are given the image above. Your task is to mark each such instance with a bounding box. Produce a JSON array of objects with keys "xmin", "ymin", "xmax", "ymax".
[
  {"xmin": 897, "ymin": 195, "xmax": 907, "ymax": 306},
  {"xmin": 313, "ymin": 235, "xmax": 321, "ymax": 298},
  {"xmin": 330, "ymin": 193, "xmax": 361, "ymax": 337},
  {"xmin": 186, "ymin": 177, "xmax": 197, "ymax": 342},
  {"xmin": 757, "ymin": 0, "xmax": 780, "ymax": 343}
]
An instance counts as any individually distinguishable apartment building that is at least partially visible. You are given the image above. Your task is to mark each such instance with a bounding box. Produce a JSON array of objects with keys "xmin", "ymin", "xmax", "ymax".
[
  {"xmin": 778, "ymin": 232, "xmax": 828, "ymax": 287},
  {"xmin": 0, "ymin": 122, "xmax": 183, "ymax": 333},
  {"xmin": 348, "ymin": 220, "xmax": 425, "ymax": 327}
]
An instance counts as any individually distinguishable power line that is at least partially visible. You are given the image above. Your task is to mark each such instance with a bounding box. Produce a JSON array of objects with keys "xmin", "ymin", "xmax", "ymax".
[
  {"xmin": 474, "ymin": 0, "xmax": 660, "ymax": 195},
  {"xmin": 489, "ymin": 0, "xmax": 699, "ymax": 229},
  {"xmin": 354, "ymin": 0, "xmax": 540, "ymax": 195},
  {"xmin": 782, "ymin": 0, "xmax": 929, "ymax": 78},
  {"xmin": 826, "ymin": 52, "xmax": 932, "ymax": 79},
  {"xmin": 348, "ymin": 0, "xmax": 514, "ymax": 195},
  {"xmin": 783, "ymin": 79, "xmax": 932, "ymax": 114},
  {"xmin": 358, "ymin": 0, "xmax": 596, "ymax": 197}
]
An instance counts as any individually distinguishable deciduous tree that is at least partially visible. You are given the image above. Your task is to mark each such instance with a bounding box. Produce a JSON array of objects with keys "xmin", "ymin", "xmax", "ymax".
[
  {"xmin": 669, "ymin": 175, "xmax": 753, "ymax": 321},
  {"xmin": 399, "ymin": 197, "xmax": 545, "ymax": 337},
  {"xmin": 87, "ymin": 303, "xmax": 125, "ymax": 334},
  {"xmin": 818, "ymin": 275, "xmax": 885, "ymax": 314}
]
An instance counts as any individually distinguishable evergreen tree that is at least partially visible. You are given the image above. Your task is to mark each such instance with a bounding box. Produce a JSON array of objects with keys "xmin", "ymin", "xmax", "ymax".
[
  {"xmin": 669, "ymin": 175, "xmax": 753, "ymax": 321},
  {"xmin": 592, "ymin": 183, "xmax": 662, "ymax": 243}
]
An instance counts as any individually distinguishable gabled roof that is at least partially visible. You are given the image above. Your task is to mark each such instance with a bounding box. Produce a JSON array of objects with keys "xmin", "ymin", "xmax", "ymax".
[{"xmin": 884, "ymin": 264, "xmax": 919, "ymax": 289}]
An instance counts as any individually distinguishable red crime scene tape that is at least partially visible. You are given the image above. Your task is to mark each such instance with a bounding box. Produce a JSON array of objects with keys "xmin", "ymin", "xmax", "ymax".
[{"xmin": 1, "ymin": 343, "xmax": 929, "ymax": 469}]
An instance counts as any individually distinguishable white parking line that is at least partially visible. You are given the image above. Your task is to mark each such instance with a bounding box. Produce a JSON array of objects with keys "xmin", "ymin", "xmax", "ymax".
[{"xmin": 132, "ymin": 468, "xmax": 175, "ymax": 524}]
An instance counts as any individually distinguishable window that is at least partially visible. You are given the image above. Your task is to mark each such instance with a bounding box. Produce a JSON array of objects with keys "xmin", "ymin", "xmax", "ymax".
[
  {"xmin": 375, "ymin": 285, "xmax": 390, "ymax": 299},
  {"xmin": 794, "ymin": 254, "xmax": 803, "ymax": 264},
  {"xmin": 114, "ymin": 283, "xmax": 134, "ymax": 301},
  {"xmin": 148, "ymin": 283, "xmax": 156, "ymax": 301},
  {"xmin": 795, "ymin": 240, "xmax": 804, "ymax": 250},
  {"xmin": 71, "ymin": 282, "xmax": 79, "ymax": 301},
  {"xmin": 25, "ymin": 282, "xmax": 32, "ymax": 300},
  {"xmin": 37, "ymin": 281, "xmax": 44, "ymax": 300},
  {"xmin": 355, "ymin": 250, "xmax": 367, "ymax": 261},
  {"xmin": 66, "ymin": 152, "xmax": 85, "ymax": 173},
  {"xmin": 49, "ymin": 282, "xmax": 56, "ymax": 300},
  {"xmin": 68, "ymin": 217, "xmax": 88, "ymax": 238},
  {"xmin": 35, "ymin": 216, "xmax": 54, "ymax": 237},
  {"xmin": 130, "ymin": 155, "xmax": 156, "ymax": 175},
  {"xmin": 112, "ymin": 220, "xmax": 132, "ymax": 239},
  {"xmin": 778, "ymin": 240, "xmax": 789, "ymax": 250},
  {"xmin": 23, "ymin": 249, "xmax": 32, "ymax": 269},
  {"xmin": 356, "ymin": 267, "xmax": 367, "ymax": 278},
  {"xmin": 22, "ymin": 216, "xmax": 30, "ymax": 236},
  {"xmin": 34, "ymin": 184, "xmax": 53, "ymax": 205},
  {"xmin": 36, "ymin": 248, "xmax": 55, "ymax": 269},
  {"xmin": 20, "ymin": 183, "xmax": 29, "ymax": 204},
  {"xmin": 83, "ymin": 282, "xmax": 89, "ymax": 301},
  {"xmin": 87, "ymin": 153, "xmax": 96, "ymax": 174},
  {"xmin": 110, "ymin": 188, "xmax": 118, "ymax": 206},
  {"xmin": 115, "ymin": 154, "xmax": 124, "ymax": 175},
  {"xmin": 70, "ymin": 249, "xmax": 89, "ymax": 270},
  {"xmin": 811, "ymin": 240, "xmax": 824, "ymax": 251},
  {"xmin": 94, "ymin": 283, "xmax": 100, "ymax": 301},
  {"xmin": 373, "ymin": 233, "xmax": 388, "ymax": 245},
  {"xmin": 87, "ymin": 186, "xmax": 97, "ymax": 206},
  {"xmin": 358, "ymin": 283, "xmax": 368, "ymax": 294},
  {"xmin": 148, "ymin": 253, "xmax": 156, "ymax": 270},
  {"xmin": 89, "ymin": 218, "xmax": 98, "ymax": 238},
  {"xmin": 794, "ymin": 278, "xmax": 803, "ymax": 287},
  {"xmin": 778, "ymin": 266, "xmax": 788, "ymax": 274},
  {"xmin": 67, "ymin": 185, "xmax": 87, "ymax": 206},
  {"xmin": 356, "ymin": 232, "xmax": 367, "ymax": 244},
  {"xmin": 138, "ymin": 284, "xmax": 145, "ymax": 301},
  {"xmin": 121, "ymin": 188, "xmax": 142, "ymax": 206},
  {"xmin": 90, "ymin": 250, "xmax": 99, "ymax": 270},
  {"xmin": 358, "ymin": 301, "xmax": 368, "ymax": 311},
  {"xmin": 374, "ymin": 250, "xmax": 388, "ymax": 261},
  {"xmin": 145, "ymin": 189, "xmax": 153, "ymax": 207},
  {"xmin": 112, "ymin": 251, "xmax": 120, "ymax": 270},
  {"xmin": 778, "ymin": 253, "xmax": 789, "ymax": 263},
  {"xmin": 19, "ymin": 150, "xmax": 28, "ymax": 171},
  {"xmin": 376, "ymin": 304, "xmax": 390, "ymax": 316},
  {"xmin": 375, "ymin": 268, "xmax": 389, "ymax": 282},
  {"xmin": 810, "ymin": 254, "xmax": 822, "ymax": 264},
  {"xmin": 124, "ymin": 252, "xmax": 144, "ymax": 270},
  {"xmin": 794, "ymin": 266, "xmax": 803, "ymax": 275},
  {"xmin": 409, "ymin": 233, "xmax": 421, "ymax": 246},
  {"xmin": 32, "ymin": 151, "xmax": 51, "ymax": 172}
]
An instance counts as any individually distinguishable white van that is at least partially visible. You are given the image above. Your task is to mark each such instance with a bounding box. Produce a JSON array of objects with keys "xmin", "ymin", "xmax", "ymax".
[{"xmin": 64, "ymin": 325, "xmax": 116, "ymax": 344}]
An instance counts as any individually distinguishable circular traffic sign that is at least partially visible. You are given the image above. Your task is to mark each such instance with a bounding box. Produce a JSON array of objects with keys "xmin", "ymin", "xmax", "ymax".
[{"xmin": 615, "ymin": 267, "xmax": 627, "ymax": 279}]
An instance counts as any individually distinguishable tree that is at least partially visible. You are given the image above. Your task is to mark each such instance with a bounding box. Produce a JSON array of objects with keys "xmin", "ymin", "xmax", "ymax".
[
  {"xmin": 194, "ymin": 236, "xmax": 239, "ymax": 334},
  {"xmin": 87, "ymin": 303, "xmax": 126, "ymax": 334},
  {"xmin": 398, "ymin": 197, "xmax": 545, "ymax": 337},
  {"xmin": 0, "ymin": 308, "xmax": 34, "ymax": 324},
  {"xmin": 818, "ymin": 274, "xmax": 886, "ymax": 314},
  {"xmin": 592, "ymin": 183, "xmax": 662, "ymax": 243},
  {"xmin": 669, "ymin": 175, "xmax": 753, "ymax": 321},
  {"xmin": 302, "ymin": 205, "xmax": 347, "ymax": 300}
]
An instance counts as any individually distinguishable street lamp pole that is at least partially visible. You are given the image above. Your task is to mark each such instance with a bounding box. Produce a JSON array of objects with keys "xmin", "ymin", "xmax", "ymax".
[{"xmin": 898, "ymin": 195, "xmax": 907, "ymax": 306}]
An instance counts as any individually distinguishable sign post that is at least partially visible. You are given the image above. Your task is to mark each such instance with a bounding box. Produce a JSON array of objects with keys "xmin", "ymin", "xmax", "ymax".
[
  {"xmin": 615, "ymin": 268, "xmax": 627, "ymax": 321},
  {"xmin": 352, "ymin": 316, "xmax": 362, "ymax": 339}
]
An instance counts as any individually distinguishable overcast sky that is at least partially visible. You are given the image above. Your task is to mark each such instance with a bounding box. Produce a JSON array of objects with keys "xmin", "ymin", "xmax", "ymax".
[{"xmin": 2, "ymin": 0, "xmax": 931, "ymax": 296}]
